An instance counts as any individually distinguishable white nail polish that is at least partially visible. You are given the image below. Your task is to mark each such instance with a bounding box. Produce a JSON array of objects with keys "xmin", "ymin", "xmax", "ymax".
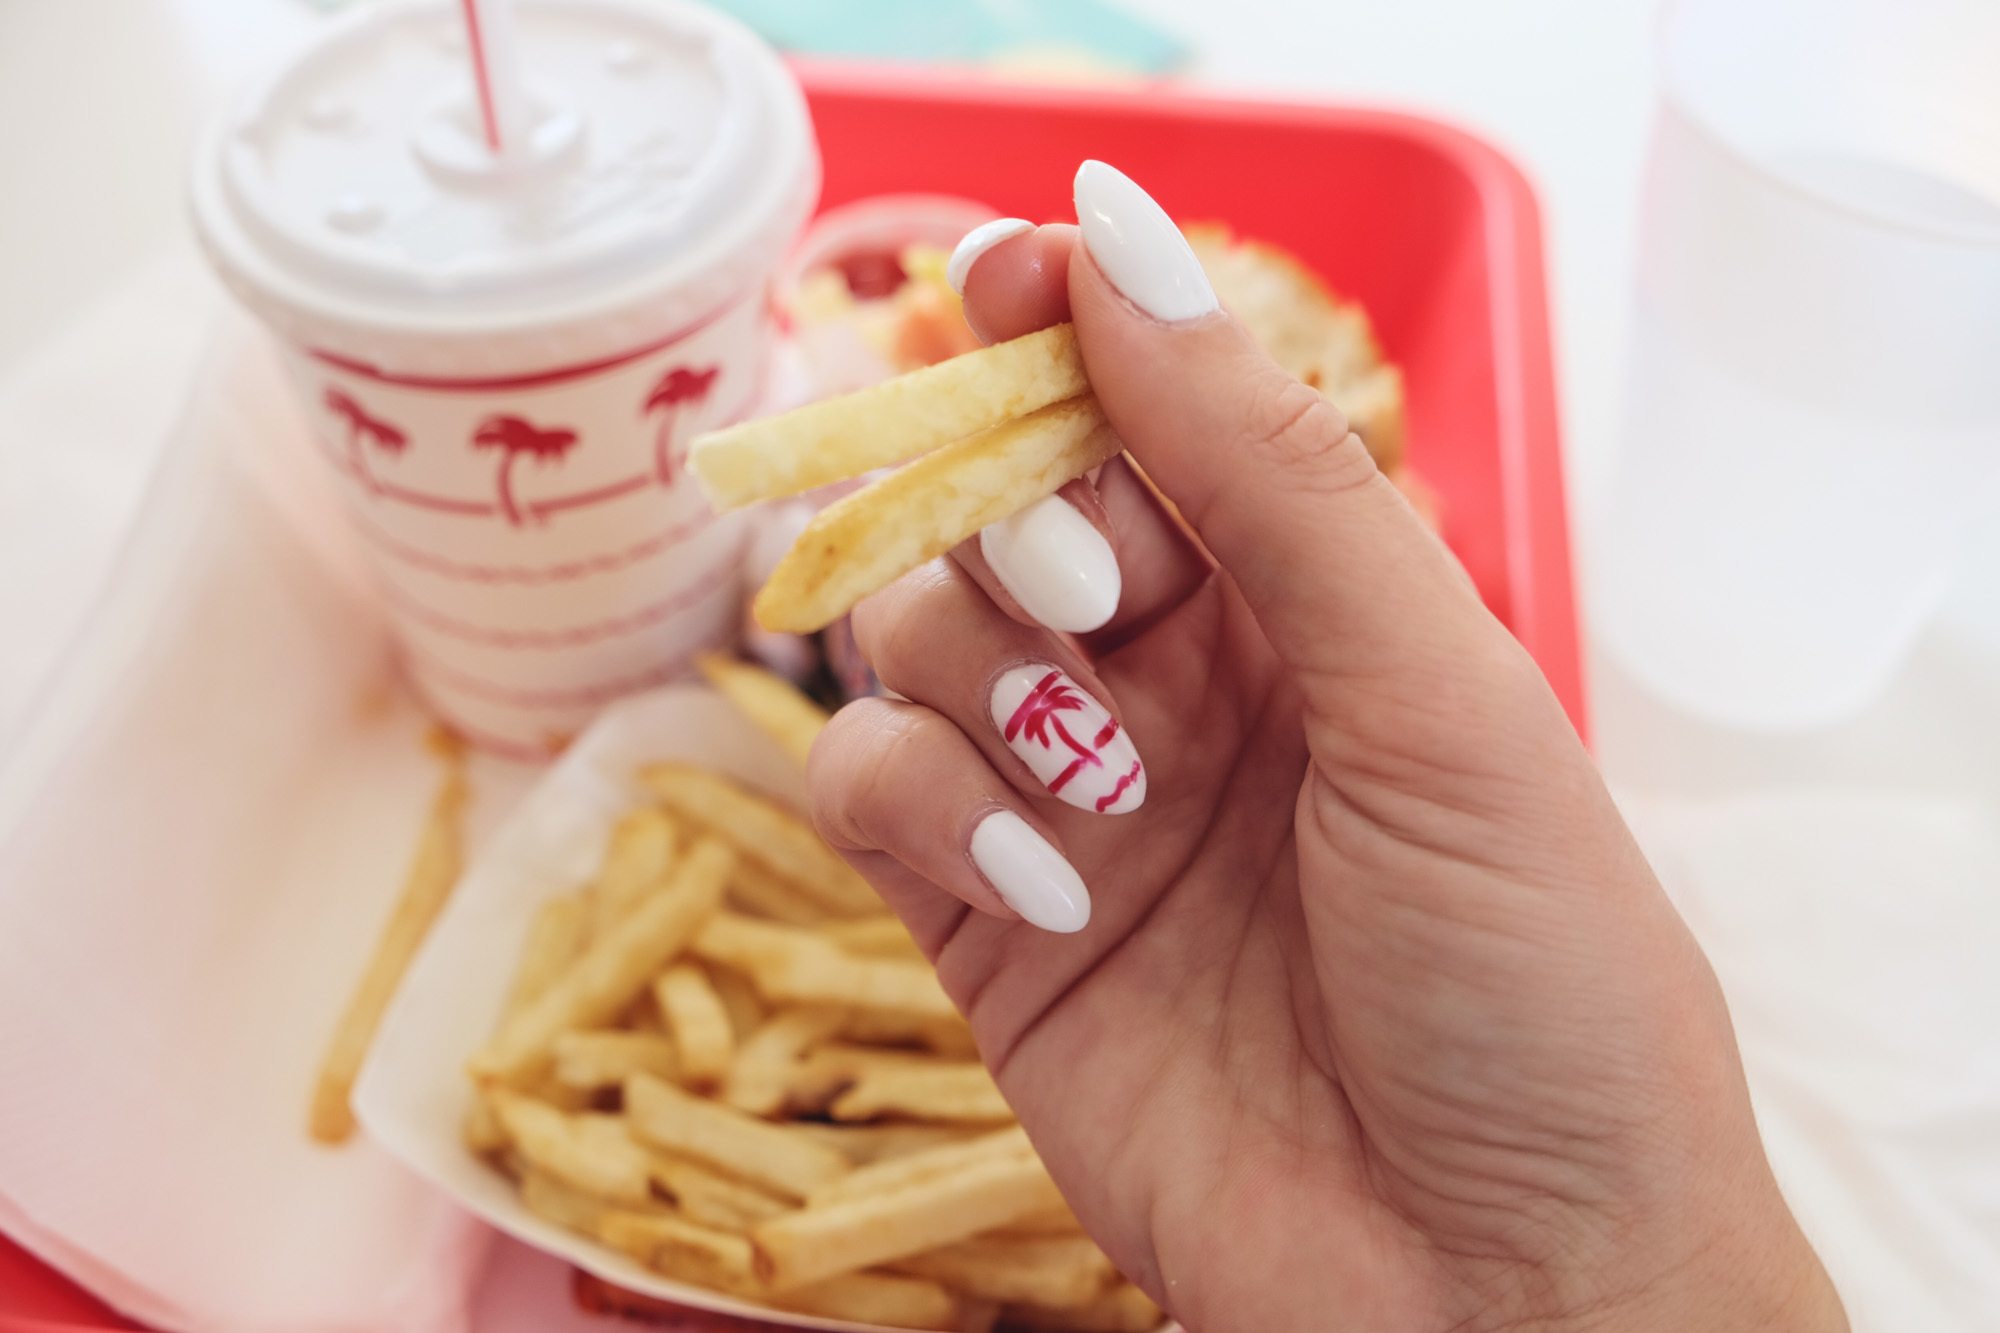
[
  {"xmin": 946, "ymin": 217, "xmax": 1034, "ymax": 295},
  {"xmin": 979, "ymin": 495, "xmax": 1121, "ymax": 633},
  {"xmin": 970, "ymin": 811, "xmax": 1091, "ymax": 933},
  {"xmin": 990, "ymin": 665, "xmax": 1146, "ymax": 815},
  {"xmin": 1073, "ymin": 160, "xmax": 1217, "ymax": 323}
]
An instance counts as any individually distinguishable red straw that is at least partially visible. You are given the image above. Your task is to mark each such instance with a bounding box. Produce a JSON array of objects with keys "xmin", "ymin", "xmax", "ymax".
[{"xmin": 459, "ymin": 0, "xmax": 503, "ymax": 152}]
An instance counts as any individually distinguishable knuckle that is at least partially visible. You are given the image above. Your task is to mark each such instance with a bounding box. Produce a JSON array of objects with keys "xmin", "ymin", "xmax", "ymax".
[
  {"xmin": 1238, "ymin": 375, "xmax": 1377, "ymax": 495},
  {"xmin": 848, "ymin": 559, "xmax": 957, "ymax": 694},
  {"xmin": 810, "ymin": 697, "xmax": 925, "ymax": 852}
]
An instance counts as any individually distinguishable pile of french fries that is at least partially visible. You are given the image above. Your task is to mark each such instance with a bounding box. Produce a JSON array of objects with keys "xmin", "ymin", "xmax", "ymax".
[
  {"xmin": 462, "ymin": 656, "xmax": 1163, "ymax": 1333},
  {"xmin": 690, "ymin": 325, "xmax": 1120, "ymax": 635}
]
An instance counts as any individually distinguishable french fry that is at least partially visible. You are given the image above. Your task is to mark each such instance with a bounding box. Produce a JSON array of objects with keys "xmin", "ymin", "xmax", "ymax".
[
  {"xmin": 697, "ymin": 653, "xmax": 830, "ymax": 770},
  {"xmin": 787, "ymin": 1122, "xmax": 989, "ymax": 1166},
  {"xmin": 653, "ymin": 963, "xmax": 734, "ymax": 1088},
  {"xmin": 729, "ymin": 860, "xmax": 834, "ymax": 926},
  {"xmin": 753, "ymin": 1150, "xmax": 1065, "ymax": 1290},
  {"xmin": 830, "ymin": 1061, "xmax": 1015, "ymax": 1125},
  {"xmin": 597, "ymin": 1210, "xmax": 760, "ymax": 1295},
  {"xmin": 624, "ymin": 1072, "xmax": 849, "ymax": 1200},
  {"xmin": 650, "ymin": 1154, "xmax": 790, "ymax": 1231},
  {"xmin": 723, "ymin": 1005, "xmax": 849, "ymax": 1115},
  {"xmin": 689, "ymin": 324, "xmax": 1085, "ymax": 511},
  {"xmin": 988, "ymin": 1200, "xmax": 1086, "ymax": 1238},
  {"xmin": 893, "ymin": 1235, "xmax": 1113, "ymax": 1309},
  {"xmin": 310, "ymin": 740, "xmax": 468, "ymax": 1144},
  {"xmin": 520, "ymin": 1168, "xmax": 623, "ymax": 1237},
  {"xmin": 783, "ymin": 1042, "xmax": 938, "ymax": 1116},
  {"xmin": 703, "ymin": 961, "xmax": 768, "ymax": 1038},
  {"xmin": 470, "ymin": 837, "xmax": 732, "ymax": 1085},
  {"xmin": 777, "ymin": 1271, "xmax": 960, "ymax": 1331},
  {"xmin": 807, "ymin": 1127, "xmax": 1033, "ymax": 1208},
  {"xmin": 490, "ymin": 1093, "xmax": 654, "ymax": 1205},
  {"xmin": 466, "ymin": 892, "xmax": 592, "ymax": 1153},
  {"xmin": 694, "ymin": 912, "xmax": 957, "ymax": 1022},
  {"xmin": 589, "ymin": 808, "xmax": 679, "ymax": 938},
  {"xmin": 752, "ymin": 396, "xmax": 1122, "ymax": 634},
  {"xmin": 551, "ymin": 1030, "xmax": 680, "ymax": 1092},
  {"xmin": 1000, "ymin": 1283, "xmax": 1164, "ymax": 1332},
  {"xmin": 843, "ymin": 1007, "xmax": 980, "ymax": 1058},
  {"xmin": 822, "ymin": 914, "xmax": 926, "ymax": 960},
  {"xmin": 642, "ymin": 764, "xmax": 879, "ymax": 916}
]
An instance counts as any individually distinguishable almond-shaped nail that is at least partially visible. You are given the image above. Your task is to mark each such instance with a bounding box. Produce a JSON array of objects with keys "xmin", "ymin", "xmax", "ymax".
[
  {"xmin": 991, "ymin": 665, "xmax": 1145, "ymax": 814},
  {"xmin": 970, "ymin": 811, "xmax": 1091, "ymax": 933},
  {"xmin": 979, "ymin": 494, "xmax": 1121, "ymax": 633},
  {"xmin": 947, "ymin": 217, "xmax": 1034, "ymax": 295},
  {"xmin": 1073, "ymin": 160, "xmax": 1217, "ymax": 323}
]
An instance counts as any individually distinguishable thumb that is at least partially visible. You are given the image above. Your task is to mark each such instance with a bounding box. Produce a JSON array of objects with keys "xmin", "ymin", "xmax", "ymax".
[{"xmin": 1069, "ymin": 160, "xmax": 1506, "ymax": 706}]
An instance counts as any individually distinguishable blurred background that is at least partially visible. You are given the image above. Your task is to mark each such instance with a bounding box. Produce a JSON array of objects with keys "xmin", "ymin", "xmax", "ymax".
[{"xmin": 1, "ymin": 1, "xmax": 1996, "ymax": 1330}]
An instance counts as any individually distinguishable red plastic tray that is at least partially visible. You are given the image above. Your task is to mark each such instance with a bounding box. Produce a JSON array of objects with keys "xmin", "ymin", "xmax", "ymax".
[{"xmin": 0, "ymin": 63, "xmax": 1576, "ymax": 1333}]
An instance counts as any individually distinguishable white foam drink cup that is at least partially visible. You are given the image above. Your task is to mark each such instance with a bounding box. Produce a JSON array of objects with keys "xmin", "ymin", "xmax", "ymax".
[{"xmin": 193, "ymin": 0, "xmax": 817, "ymax": 756}]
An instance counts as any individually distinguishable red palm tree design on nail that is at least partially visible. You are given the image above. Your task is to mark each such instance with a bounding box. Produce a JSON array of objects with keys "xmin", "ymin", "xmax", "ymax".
[
  {"xmin": 642, "ymin": 364, "xmax": 719, "ymax": 485},
  {"xmin": 1005, "ymin": 672, "xmax": 1098, "ymax": 763},
  {"xmin": 323, "ymin": 387, "xmax": 408, "ymax": 495},
  {"xmin": 471, "ymin": 414, "xmax": 579, "ymax": 527}
]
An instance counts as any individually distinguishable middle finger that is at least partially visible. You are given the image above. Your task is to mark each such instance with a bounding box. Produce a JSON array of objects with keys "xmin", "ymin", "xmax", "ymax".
[{"xmin": 852, "ymin": 559, "xmax": 1148, "ymax": 818}]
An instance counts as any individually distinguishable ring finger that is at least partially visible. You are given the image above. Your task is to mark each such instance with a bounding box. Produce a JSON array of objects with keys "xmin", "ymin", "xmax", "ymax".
[{"xmin": 851, "ymin": 559, "xmax": 1148, "ymax": 818}]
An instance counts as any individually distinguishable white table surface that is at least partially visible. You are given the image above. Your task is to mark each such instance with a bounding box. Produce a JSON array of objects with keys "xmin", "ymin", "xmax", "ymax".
[{"xmin": 3, "ymin": 1, "xmax": 1996, "ymax": 1329}]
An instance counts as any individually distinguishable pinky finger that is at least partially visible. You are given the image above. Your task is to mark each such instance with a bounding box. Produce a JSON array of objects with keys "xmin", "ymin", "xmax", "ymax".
[{"xmin": 809, "ymin": 697, "xmax": 1092, "ymax": 941}]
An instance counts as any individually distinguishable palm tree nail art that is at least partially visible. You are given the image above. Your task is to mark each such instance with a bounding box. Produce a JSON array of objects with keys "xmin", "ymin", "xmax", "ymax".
[{"xmin": 991, "ymin": 665, "xmax": 1145, "ymax": 815}]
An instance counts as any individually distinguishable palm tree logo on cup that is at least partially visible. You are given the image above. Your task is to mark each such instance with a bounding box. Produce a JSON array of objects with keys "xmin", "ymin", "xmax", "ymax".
[
  {"xmin": 471, "ymin": 414, "xmax": 579, "ymax": 527},
  {"xmin": 323, "ymin": 387, "xmax": 408, "ymax": 495},
  {"xmin": 642, "ymin": 364, "xmax": 719, "ymax": 485}
]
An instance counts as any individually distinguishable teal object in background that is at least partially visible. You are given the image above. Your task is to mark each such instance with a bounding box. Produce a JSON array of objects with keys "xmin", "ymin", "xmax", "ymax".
[{"xmin": 704, "ymin": 0, "xmax": 1187, "ymax": 73}]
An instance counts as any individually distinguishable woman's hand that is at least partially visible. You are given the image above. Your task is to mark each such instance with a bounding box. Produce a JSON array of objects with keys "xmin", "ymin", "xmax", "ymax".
[{"xmin": 807, "ymin": 162, "xmax": 1845, "ymax": 1333}]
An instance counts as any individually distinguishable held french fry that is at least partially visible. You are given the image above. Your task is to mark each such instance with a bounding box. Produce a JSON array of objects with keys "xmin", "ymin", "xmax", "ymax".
[
  {"xmin": 641, "ymin": 764, "xmax": 879, "ymax": 916},
  {"xmin": 653, "ymin": 963, "xmax": 734, "ymax": 1088},
  {"xmin": 807, "ymin": 1127, "xmax": 1032, "ymax": 1208},
  {"xmin": 490, "ymin": 1093, "xmax": 654, "ymax": 1205},
  {"xmin": 589, "ymin": 808, "xmax": 679, "ymax": 938},
  {"xmin": 752, "ymin": 396, "xmax": 1122, "ymax": 634},
  {"xmin": 624, "ymin": 1072, "xmax": 849, "ymax": 1200},
  {"xmin": 829, "ymin": 1061, "xmax": 1015, "ymax": 1125},
  {"xmin": 470, "ymin": 838, "xmax": 732, "ymax": 1085},
  {"xmin": 310, "ymin": 741, "xmax": 468, "ymax": 1144},
  {"xmin": 688, "ymin": 323, "xmax": 1085, "ymax": 510},
  {"xmin": 752, "ymin": 1149, "xmax": 1065, "ymax": 1290},
  {"xmin": 891, "ymin": 1234, "xmax": 1114, "ymax": 1309},
  {"xmin": 697, "ymin": 653, "xmax": 830, "ymax": 770}
]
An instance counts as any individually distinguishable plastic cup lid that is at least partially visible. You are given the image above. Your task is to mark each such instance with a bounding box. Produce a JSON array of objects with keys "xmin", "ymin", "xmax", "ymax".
[{"xmin": 192, "ymin": 0, "xmax": 817, "ymax": 368}]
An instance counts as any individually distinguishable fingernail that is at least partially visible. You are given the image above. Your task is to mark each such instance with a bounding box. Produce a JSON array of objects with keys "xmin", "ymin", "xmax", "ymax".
[
  {"xmin": 1073, "ymin": 160, "xmax": 1217, "ymax": 323},
  {"xmin": 979, "ymin": 495, "xmax": 1121, "ymax": 633},
  {"xmin": 990, "ymin": 665, "xmax": 1145, "ymax": 815},
  {"xmin": 970, "ymin": 811, "xmax": 1091, "ymax": 933},
  {"xmin": 946, "ymin": 218, "xmax": 1034, "ymax": 295}
]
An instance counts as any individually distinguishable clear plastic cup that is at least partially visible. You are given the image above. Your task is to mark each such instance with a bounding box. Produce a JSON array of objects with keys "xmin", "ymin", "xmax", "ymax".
[
  {"xmin": 192, "ymin": 0, "xmax": 817, "ymax": 756},
  {"xmin": 1593, "ymin": 0, "xmax": 2000, "ymax": 729}
]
